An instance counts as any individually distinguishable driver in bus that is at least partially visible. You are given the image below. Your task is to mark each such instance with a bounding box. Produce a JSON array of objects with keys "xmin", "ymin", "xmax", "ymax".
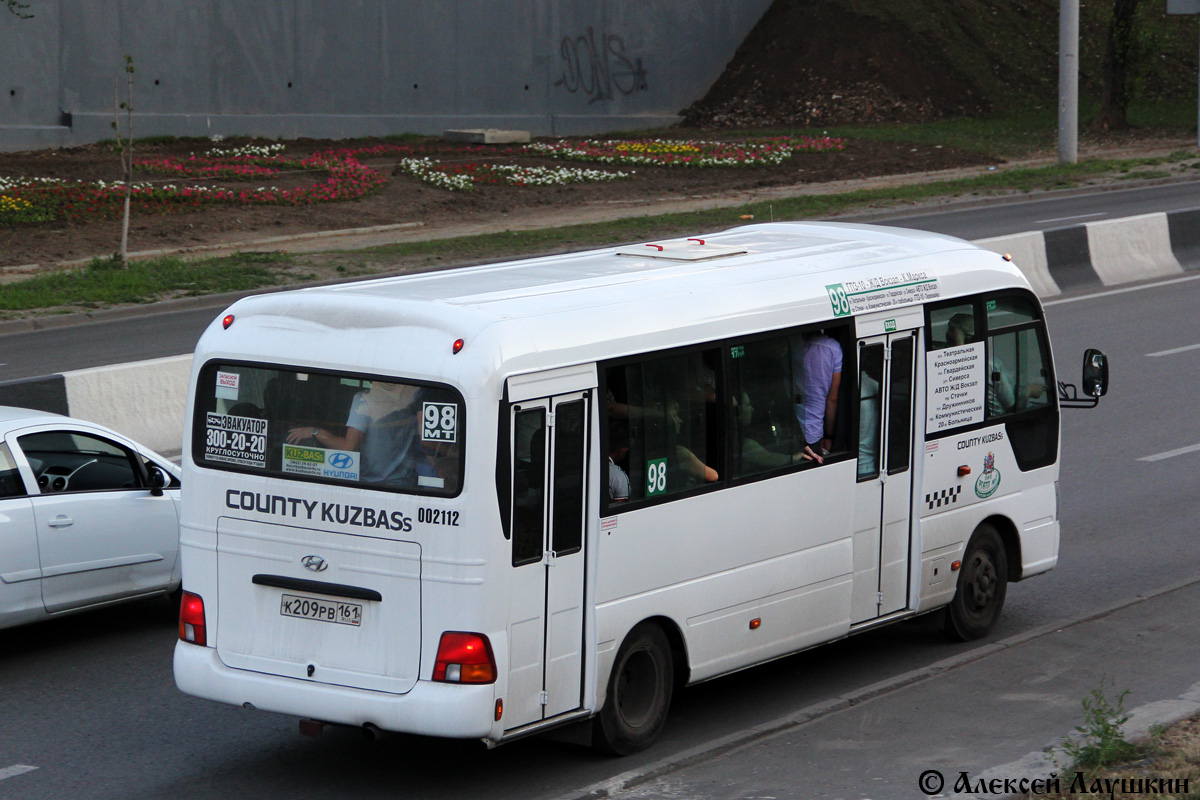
[
  {"xmin": 286, "ymin": 381, "xmax": 429, "ymax": 486},
  {"xmin": 945, "ymin": 313, "xmax": 1044, "ymax": 416}
]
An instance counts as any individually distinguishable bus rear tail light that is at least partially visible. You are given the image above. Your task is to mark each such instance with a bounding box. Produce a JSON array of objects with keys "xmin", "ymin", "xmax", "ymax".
[
  {"xmin": 433, "ymin": 632, "xmax": 496, "ymax": 684},
  {"xmin": 179, "ymin": 591, "xmax": 207, "ymax": 646}
]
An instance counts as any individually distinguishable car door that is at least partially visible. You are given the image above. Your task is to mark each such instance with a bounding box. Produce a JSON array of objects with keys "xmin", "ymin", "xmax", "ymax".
[
  {"xmin": 8, "ymin": 425, "xmax": 180, "ymax": 614},
  {"xmin": 0, "ymin": 440, "xmax": 42, "ymax": 628}
]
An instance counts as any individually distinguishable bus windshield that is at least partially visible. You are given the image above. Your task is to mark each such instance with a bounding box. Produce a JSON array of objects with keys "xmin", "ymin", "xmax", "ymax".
[{"xmin": 192, "ymin": 362, "xmax": 464, "ymax": 496}]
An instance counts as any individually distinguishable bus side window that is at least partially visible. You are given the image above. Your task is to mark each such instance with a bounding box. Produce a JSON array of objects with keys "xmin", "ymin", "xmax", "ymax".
[
  {"xmin": 857, "ymin": 344, "xmax": 884, "ymax": 481},
  {"xmin": 605, "ymin": 349, "xmax": 721, "ymax": 504},
  {"xmin": 929, "ymin": 304, "xmax": 978, "ymax": 350},
  {"xmin": 886, "ymin": 335, "xmax": 915, "ymax": 474},
  {"xmin": 512, "ymin": 408, "xmax": 546, "ymax": 566},
  {"xmin": 986, "ymin": 328, "xmax": 1049, "ymax": 419},
  {"xmin": 728, "ymin": 334, "xmax": 807, "ymax": 478}
]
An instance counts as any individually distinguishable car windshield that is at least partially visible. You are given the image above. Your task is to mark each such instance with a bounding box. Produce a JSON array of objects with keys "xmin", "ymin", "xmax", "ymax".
[{"xmin": 193, "ymin": 363, "xmax": 464, "ymax": 497}]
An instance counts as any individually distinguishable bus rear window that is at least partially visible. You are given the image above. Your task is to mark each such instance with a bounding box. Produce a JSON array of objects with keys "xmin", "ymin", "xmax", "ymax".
[{"xmin": 193, "ymin": 362, "xmax": 464, "ymax": 496}]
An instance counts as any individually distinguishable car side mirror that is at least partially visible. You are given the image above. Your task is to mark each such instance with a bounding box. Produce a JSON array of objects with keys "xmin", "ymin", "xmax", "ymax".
[
  {"xmin": 148, "ymin": 465, "xmax": 168, "ymax": 497},
  {"xmin": 1082, "ymin": 349, "xmax": 1108, "ymax": 398}
]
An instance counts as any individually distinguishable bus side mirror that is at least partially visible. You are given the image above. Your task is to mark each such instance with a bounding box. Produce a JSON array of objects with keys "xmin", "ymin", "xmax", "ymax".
[
  {"xmin": 1058, "ymin": 348, "xmax": 1109, "ymax": 408},
  {"xmin": 1082, "ymin": 349, "xmax": 1108, "ymax": 398}
]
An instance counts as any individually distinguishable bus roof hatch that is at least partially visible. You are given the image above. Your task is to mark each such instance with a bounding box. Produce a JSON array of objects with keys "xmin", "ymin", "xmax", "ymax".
[{"xmin": 616, "ymin": 238, "xmax": 747, "ymax": 262}]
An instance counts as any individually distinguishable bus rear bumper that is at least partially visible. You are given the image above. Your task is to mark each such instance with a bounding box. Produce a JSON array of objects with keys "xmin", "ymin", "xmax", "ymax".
[{"xmin": 174, "ymin": 642, "xmax": 496, "ymax": 739}]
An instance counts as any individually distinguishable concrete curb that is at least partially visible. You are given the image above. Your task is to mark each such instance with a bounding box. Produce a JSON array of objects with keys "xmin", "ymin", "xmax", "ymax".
[{"xmin": 2, "ymin": 207, "xmax": 1198, "ymax": 455}]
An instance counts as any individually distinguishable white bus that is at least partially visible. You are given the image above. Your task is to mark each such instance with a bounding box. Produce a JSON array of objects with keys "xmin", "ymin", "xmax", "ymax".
[{"xmin": 174, "ymin": 222, "xmax": 1107, "ymax": 754}]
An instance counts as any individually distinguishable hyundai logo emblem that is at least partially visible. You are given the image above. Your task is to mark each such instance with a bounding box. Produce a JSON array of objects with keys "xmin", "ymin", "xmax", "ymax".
[
  {"xmin": 301, "ymin": 555, "xmax": 328, "ymax": 572},
  {"xmin": 329, "ymin": 452, "xmax": 354, "ymax": 469}
]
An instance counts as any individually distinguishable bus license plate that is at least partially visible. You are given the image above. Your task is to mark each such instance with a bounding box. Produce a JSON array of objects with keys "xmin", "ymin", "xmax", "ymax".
[{"xmin": 279, "ymin": 594, "xmax": 362, "ymax": 627}]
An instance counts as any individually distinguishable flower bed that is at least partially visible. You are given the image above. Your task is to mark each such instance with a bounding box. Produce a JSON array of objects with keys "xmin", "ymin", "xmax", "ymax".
[
  {"xmin": 525, "ymin": 136, "xmax": 845, "ymax": 167},
  {"xmin": 394, "ymin": 157, "xmax": 631, "ymax": 192},
  {"xmin": 0, "ymin": 146, "xmax": 390, "ymax": 224},
  {"xmin": 0, "ymin": 134, "xmax": 848, "ymax": 225}
]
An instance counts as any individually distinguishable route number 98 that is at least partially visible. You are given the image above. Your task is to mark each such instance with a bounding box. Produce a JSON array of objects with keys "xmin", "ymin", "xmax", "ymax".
[
  {"xmin": 646, "ymin": 458, "xmax": 667, "ymax": 497},
  {"xmin": 422, "ymin": 402, "xmax": 458, "ymax": 443},
  {"xmin": 826, "ymin": 283, "xmax": 852, "ymax": 317}
]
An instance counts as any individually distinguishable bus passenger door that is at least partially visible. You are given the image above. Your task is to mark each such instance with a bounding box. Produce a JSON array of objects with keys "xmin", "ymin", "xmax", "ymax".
[
  {"xmin": 851, "ymin": 331, "xmax": 917, "ymax": 623},
  {"xmin": 506, "ymin": 392, "xmax": 589, "ymax": 729}
]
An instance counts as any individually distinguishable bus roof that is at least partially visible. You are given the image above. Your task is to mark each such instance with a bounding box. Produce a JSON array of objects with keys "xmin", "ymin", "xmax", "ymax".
[
  {"xmin": 209, "ymin": 222, "xmax": 1030, "ymax": 382},
  {"xmin": 309, "ymin": 221, "xmax": 1019, "ymax": 311}
]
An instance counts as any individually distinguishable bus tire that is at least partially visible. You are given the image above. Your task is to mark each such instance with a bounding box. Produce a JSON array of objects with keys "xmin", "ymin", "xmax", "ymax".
[
  {"xmin": 594, "ymin": 621, "xmax": 673, "ymax": 756},
  {"xmin": 943, "ymin": 523, "xmax": 1008, "ymax": 642}
]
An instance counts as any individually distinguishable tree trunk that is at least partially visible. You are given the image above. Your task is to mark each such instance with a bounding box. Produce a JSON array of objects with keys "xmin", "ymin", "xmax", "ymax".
[{"xmin": 1097, "ymin": 0, "xmax": 1142, "ymax": 131}]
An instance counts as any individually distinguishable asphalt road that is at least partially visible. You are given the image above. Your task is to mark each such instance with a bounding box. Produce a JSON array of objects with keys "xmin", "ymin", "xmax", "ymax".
[
  {"xmin": 1, "ymin": 185, "xmax": 1199, "ymax": 799},
  {"xmin": 1, "ymin": 179, "xmax": 1198, "ymax": 383}
]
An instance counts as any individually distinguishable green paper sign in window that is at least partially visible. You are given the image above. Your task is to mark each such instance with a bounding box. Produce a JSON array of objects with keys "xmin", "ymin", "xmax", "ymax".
[{"xmin": 646, "ymin": 458, "xmax": 668, "ymax": 497}]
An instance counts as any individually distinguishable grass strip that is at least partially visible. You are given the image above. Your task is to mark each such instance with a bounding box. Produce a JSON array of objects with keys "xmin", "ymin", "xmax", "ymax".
[{"xmin": 0, "ymin": 252, "xmax": 292, "ymax": 311}]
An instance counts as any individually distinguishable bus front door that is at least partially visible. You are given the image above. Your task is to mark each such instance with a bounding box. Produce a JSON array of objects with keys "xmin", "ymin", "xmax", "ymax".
[
  {"xmin": 851, "ymin": 331, "xmax": 916, "ymax": 623},
  {"xmin": 506, "ymin": 392, "xmax": 589, "ymax": 729}
]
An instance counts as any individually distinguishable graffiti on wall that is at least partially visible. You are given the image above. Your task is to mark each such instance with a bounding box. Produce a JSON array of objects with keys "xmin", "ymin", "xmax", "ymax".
[{"xmin": 554, "ymin": 27, "xmax": 648, "ymax": 103}]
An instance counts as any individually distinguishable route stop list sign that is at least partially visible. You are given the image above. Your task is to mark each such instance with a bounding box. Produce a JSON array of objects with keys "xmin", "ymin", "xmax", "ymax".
[{"xmin": 1169, "ymin": 0, "xmax": 1200, "ymax": 148}]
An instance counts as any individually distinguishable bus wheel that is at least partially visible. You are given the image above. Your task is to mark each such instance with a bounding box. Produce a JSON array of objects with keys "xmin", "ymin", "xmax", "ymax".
[
  {"xmin": 943, "ymin": 523, "xmax": 1008, "ymax": 642},
  {"xmin": 594, "ymin": 622, "xmax": 673, "ymax": 756}
]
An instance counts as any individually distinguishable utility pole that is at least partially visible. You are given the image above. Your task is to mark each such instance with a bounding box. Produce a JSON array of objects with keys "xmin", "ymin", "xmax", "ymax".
[
  {"xmin": 1059, "ymin": 0, "xmax": 1080, "ymax": 163},
  {"xmin": 1167, "ymin": 0, "xmax": 1200, "ymax": 149}
]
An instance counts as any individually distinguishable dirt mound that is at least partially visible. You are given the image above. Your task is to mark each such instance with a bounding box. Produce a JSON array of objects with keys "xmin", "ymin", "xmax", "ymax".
[
  {"xmin": 682, "ymin": 2, "xmax": 989, "ymax": 129},
  {"xmin": 681, "ymin": 0, "xmax": 1056, "ymax": 128},
  {"xmin": 681, "ymin": 0, "xmax": 1198, "ymax": 129}
]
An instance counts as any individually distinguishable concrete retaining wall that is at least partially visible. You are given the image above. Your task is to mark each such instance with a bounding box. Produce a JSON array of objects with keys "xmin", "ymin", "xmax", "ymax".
[
  {"xmin": 4, "ymin": 208, "xmax": 1198, "ymax": 454},
  {"xmin": 0, "ymin": 0, "xmax": 772, "ymax": 152}
]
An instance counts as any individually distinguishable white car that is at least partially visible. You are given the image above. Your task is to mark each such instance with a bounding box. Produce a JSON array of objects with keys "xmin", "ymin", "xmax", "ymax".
[{"xmin": 0, "ymin": 406, "xmax": 181, "ymax": 630}]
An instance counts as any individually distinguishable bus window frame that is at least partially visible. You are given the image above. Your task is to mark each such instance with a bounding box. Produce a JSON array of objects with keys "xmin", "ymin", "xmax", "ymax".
[{"xmin": 191, "ymin": 358, "xmax": 468, "ymax": 499}]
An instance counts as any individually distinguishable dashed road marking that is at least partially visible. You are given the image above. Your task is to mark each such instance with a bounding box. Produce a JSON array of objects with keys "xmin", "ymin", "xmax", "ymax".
[
  {"xmin": 1139, "ymin": 443, "xmax": 1200, "ymax": 462},
  {"xmin": 1035, "ymin": 212, "xmax": 1106, "ymax": 224},
  {"xmin": 0, "ymin": 765, "xmax": 37, "ymax": 781},
  {"xmin": 1147, "ymin": 342, "xmax": 1200, "ymax": 358}
]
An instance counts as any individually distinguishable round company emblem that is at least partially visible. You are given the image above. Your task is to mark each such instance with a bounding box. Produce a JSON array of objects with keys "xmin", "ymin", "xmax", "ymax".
[
  {"xmin": 974, "ymin": 452, "xmax": 1001, "ymax": 498},
  {"xmin": 329, "ymin": 452, "xmax": 354, "ymax": 469},
  {"xmin": 300, "ymin": 555, "xmax": 328, "ymax": 572}
]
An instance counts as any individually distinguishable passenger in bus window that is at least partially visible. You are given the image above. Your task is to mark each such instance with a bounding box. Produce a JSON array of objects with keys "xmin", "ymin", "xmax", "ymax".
[
  {"xmin": 857, "ymin": 371, "xmax": 881, "ymax": 478},
  {"xmin": 945, "ymin": 314, "xmax": 1044, "ymax": 416},
  {"xmin": 795, "ymin": 330, "xmax": 843, "ymax": 456},
  {"xmin": 607, "ymin": 418, "xmax": 631, "ymax": 502},
  {"xmin": 285, "ymin": 381, "xmax": 429, "ymax": 486},
  {"xmin": 667, "ymin": 399, "xmax": 718, "ymax": 483},
  {"xmin": 735, "ymin": 392, "xmax": 822, "ymax": 474}
]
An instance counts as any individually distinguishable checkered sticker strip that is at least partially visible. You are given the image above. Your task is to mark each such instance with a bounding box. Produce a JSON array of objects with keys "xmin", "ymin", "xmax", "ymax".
[{"xmin": 925, "ymin": 486, "xmax": 962, "ymax": 510}]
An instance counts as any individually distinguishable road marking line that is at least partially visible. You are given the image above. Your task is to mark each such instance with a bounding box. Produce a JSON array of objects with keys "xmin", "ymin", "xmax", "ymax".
[
  {"xmin": 1148, "ymin": 343, "xmax": 1200, "ymax": 357},
  {"xmin": 0, "ymin": 765, "xmax": 38, "ymax": 781},
  {"xmin": 1139, "ymin": 443, "xmax": 1200, "ymax": 462},
  {"xmin": 1035, "ymin": 212, "xmax": 1106, "ymax": 224}
]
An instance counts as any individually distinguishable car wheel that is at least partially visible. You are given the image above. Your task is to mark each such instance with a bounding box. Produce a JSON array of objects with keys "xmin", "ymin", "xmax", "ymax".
[
  {"xmin": 594, "ymin": 621, "xmax": 673, "ymax": 756},
  {"xmin": 943, "ymin": 523, "xmax": 1008, "ymax": 642}
]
